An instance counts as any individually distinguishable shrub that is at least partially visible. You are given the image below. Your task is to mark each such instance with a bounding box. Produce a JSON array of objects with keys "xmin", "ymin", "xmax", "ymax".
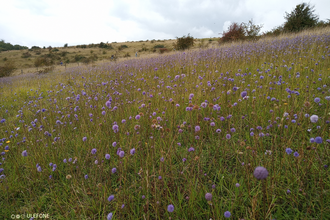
[
  {"xmin": 0, "ymin": 60, "xmax": 16, "ymax": 77},
  {"xmin": 21, "ymin": 52, "xmax": 32, "ymax": 58},
  {"xmin": 124, "ymin": 52, "xmax": 130, "ymax": 57},
  {"xmin": 159, "ymin": 48, "xmax": 168, "ymax": 54},
  {"xmin": 60, "ymin": 51, "xmax": 69, "ymax": 57},
  {"xmin": 174, "ymin": 34, "xmax": 194, "ymax": 50},
  {"xmin": 153, "ymin": 44, "xmax": 165, "ymax": 49},
  {"xmin": 34, "ymin": 57, "xmax": 54, "ymax": 69},
  {"xmin": 74, "ymin": 54, "xmax": 86, "ymax": 62},
  {"xmin": 220, "ymin": 22, "xmax": 245, "ymax": 43},
  {"xmin": 64, "ymin": 43, "xmax": 68, "ymax": 48}
]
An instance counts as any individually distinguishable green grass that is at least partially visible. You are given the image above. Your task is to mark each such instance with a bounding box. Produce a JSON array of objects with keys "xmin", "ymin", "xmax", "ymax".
[{"xmin": 0, "ymin": 27, "xmax": 330, "ymax": 219}]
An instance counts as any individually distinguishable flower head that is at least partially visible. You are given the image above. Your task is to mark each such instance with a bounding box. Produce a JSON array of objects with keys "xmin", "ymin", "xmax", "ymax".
[
  {"xmin": 315, "ymin": 136, "xmax": 323, "ymax": 144},
  {"xmin": 167, "ymin": 204, "xmax": 174, "ymax": 212},
  {"xmin": 108, "ymin": 195, "xmax": 115, "ymax": 202},
  {"xmin": 285, "ymin": 148, "xmax": 293, "ymax": 154},
  {"xmin": 205, "ymin": 193, "xmax": 212, "ymax": 201},
  {"xmin": 224, "ymin": 211, "xmax": 231, "ymax": 218},
  {"xmin": 107, "ymin": 212, "xmax": 113, "ymax": 220},
  {"xmin": 310, "ymin": 115, "xmax": 319, "ymax": 123},
  {"xmin": 105, "ymin": 154, "xmax": 110, "ymax": 160},
  {"xmin": 91, "ymin": 148, "xmax": 97, "ymax": 154},
  {"xmin": 253, "ymin": 166, "xmax": 268, "ymax": 180},
  {"xmin": 22, "ymin": 150, "xmax": 28, "ymax": 157}
]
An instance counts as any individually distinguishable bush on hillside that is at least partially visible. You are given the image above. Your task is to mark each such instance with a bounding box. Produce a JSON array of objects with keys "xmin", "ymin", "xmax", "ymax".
[
  {"xmin": 174, "ymin": 34, "xmax": 194, "ymax": 50},
  {"xmin": 220, "ymin": 22, "xmax": 245, "ymax": 43},
  {"xmin": 21, "ymin": 52, "xmax": 32, "ymax": 58},
  {"xmin": 0, "ymin": 60, "xmax": 16, "ymax": 77},
  {"xmin": 153, "ymin": 44, "xmax": 165, "ymax": 49}
]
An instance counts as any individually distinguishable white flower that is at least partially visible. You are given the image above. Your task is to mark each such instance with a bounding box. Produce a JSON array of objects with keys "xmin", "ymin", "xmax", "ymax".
[{"xmin": 310, "ymin": 115, "xmax": 319, "ymax": 123}]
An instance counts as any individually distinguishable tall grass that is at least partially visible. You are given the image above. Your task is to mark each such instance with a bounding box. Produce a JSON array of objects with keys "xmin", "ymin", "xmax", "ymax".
[{"xmin": 0, "ymin": 28, "xmax": 330, "ymax": 220}]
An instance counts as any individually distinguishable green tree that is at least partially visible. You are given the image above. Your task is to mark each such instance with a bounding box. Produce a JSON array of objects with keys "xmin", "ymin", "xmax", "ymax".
[
  {"xmin": 284, "ymin": 3, "xmax": 319, "ymax": 32},
  {"xmin": 242, "ymin": 19, "xmax": 263, "ymax": 40}
]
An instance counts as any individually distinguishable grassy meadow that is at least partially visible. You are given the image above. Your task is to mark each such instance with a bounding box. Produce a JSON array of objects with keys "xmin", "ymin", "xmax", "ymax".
[
  {"xmin": 0, "ymin": 38, "xmax": 218, "ymax": 77},
  {"xmin": 0, "ymin": 28, "xmax": 330, "ymax": 219}
]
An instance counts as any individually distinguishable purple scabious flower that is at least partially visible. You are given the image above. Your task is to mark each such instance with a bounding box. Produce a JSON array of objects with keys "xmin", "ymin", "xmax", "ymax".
[
  {"xmin": 130, "ymin": 148, "xmax": 136, "ymax": 155},
  {"xmin": 195, "ymin": 126, "xmax": 200, "ymax": 132},
  {"xmin": 167, "ymin": 204, "xmax": 174, "ymax": 212},
  {"xmin": 314, "ymin": 97, "xmax": 321, "ymax": 103},
  {"xmin": 188, "ymin": 147, "xmax": 195, "ymax": 152},
  {"xmin": 287, "ymin": 189, "xmax": 291, "ymax": 194},
  {"xmin": 135, "ymin": 115, "xmax": 141, "ymax": 120},
  {"xmin": 106, "ymin": 100, "xmax": 111, "ymax": 108},
  {"xmin": 241, "ymin": 91, "xmax": 247, "ymax": 98},
  {"xmin": 112, "ymin": 168, "xmax": 117, "ymax": 173},
  {"xmin": 310, "ymin": 138, "xmax": 315, "ymax": 143},
  {"xmin": 216, "ymin": 129, "xmax": 221, "ymax": 133},
  {"xmin": 235, "ymin": 183, "xmax": 240, "ymax": 187},
  {"xmin": 91, "ymin": 148, "xmax": 97, "ymax": 154},
  {"xmin": 112, "ymin": 142, "xmax": 117, "ymax": 147},
  {"xmin": 315, "ymin": 136, "xmax": 322, "ymax": 144},
  {"xmin": 285, "ymin": 148, "xmax": 293, "ymax": 154},
  {"xmin": 112, "ymin": 124, "xmax": 119, "ymax": 131},
  {"xmin": 22, "ymin": 150, "xmax": 28, "ymax": 157},
  {"xmin": 119, "ymin": 151, "xmax": 125, "ymax": 158},
  {"xmin": 230, "ymin": 128, "xmax": 236, "ymax": 132},
  {"xmin": 63, "ymin": 159, "xmax": 67, "ymax": 163},
  {"xmin": 82, "ymin": 137, "xmax": 87, "ymax": 142},
  {"xmin": 107, "ymin": 212, "xmax": 113, "ymax": 220},
  {"xmin": 105, "ymin": 154, "xmax": 110, "ymax": 160},
  {"xmin": 210, "ymin": 122, "xmax": 215, "ymax": 126},
  {"xmin": 224, "ymin": 211, "xmax": 231, "ymax": 218},
  {"xmin": 253, "ymin": 166, "xmax": 269, "ymax": 180},
  {"xmin": 108, "ymin": 195, "xmax": 115, "ymax": 202},
  {"xmin": 205, "ymin": 193, "xmax": 212, "ymax": 201},
  {"xmin": 226, "ymin": 134, "xmax": 231, "ymax": 139},
  {"xmin": 294, "ymin": 152, "xmax": 299, "ymax": 157},
  {"xmin": 37, "ymin": 166, "xmax": 42, "ymax": 172},
  {"xmin": 84, "ymin": 175, "xmax": 88, "ymax": 179}
]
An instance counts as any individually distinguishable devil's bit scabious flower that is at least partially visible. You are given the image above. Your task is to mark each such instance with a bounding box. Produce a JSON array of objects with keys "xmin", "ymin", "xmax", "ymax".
[
  {"xmin": 91, "ymin": 148, "xmax": 97, "ymax": 154},
  {"xmin": 167, "ymin": 204, "xmax": 174, "ymax": 212},
  {"xmin": 285, "ymin": 148, "xmax": 293, "ymax": 154},
  {"xmin": 205, "ymin": 193, "xmax": 212, "ymax": 201},
  {"xmin": 107, "ymin": 213, "xmax": 113, "ymax": 220},
  {"xmin": 253, "ymin": 166, "xmax": 268, "ymax": 180},
  {"xmin": 224, "ymin": 211, "xmax": 231, "ymax": 218},
  {"xmin": 22, "ymin": 150, "xmax": 28, "ymax": 157},
  {"xmin": 315, "ymin": 136, "xmax": 323, "ymax": 144},
  {"xmin": 108, "ymin": 195, "xmax": 114, "ymax": 202}
]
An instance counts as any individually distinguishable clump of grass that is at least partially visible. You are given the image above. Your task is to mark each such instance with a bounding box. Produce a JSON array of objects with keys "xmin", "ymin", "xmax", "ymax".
[{"xmin": 0, "ymin": 28, "xmax": 330, "ymax": 219}]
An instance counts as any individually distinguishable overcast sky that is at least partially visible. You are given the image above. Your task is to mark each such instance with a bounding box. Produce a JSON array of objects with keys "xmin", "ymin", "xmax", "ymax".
[{"xmin": 1, "ymin": 0, "xmax": 329, "ymax": 48}]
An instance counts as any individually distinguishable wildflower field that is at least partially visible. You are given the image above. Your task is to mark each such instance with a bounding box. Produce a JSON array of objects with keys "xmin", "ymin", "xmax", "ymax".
[{"xmin": 0, "ymin": 28, "xmax": 330, "ymax": 220}]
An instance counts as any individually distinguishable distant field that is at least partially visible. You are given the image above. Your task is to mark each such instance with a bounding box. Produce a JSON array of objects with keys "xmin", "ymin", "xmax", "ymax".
[
  {"xmin": 0, "ymin": 38, "xmax": 219, "ymax": 76},
  {"xmin": 0, "ymin": 28, "xmax": 329, "ymax": 219}
]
